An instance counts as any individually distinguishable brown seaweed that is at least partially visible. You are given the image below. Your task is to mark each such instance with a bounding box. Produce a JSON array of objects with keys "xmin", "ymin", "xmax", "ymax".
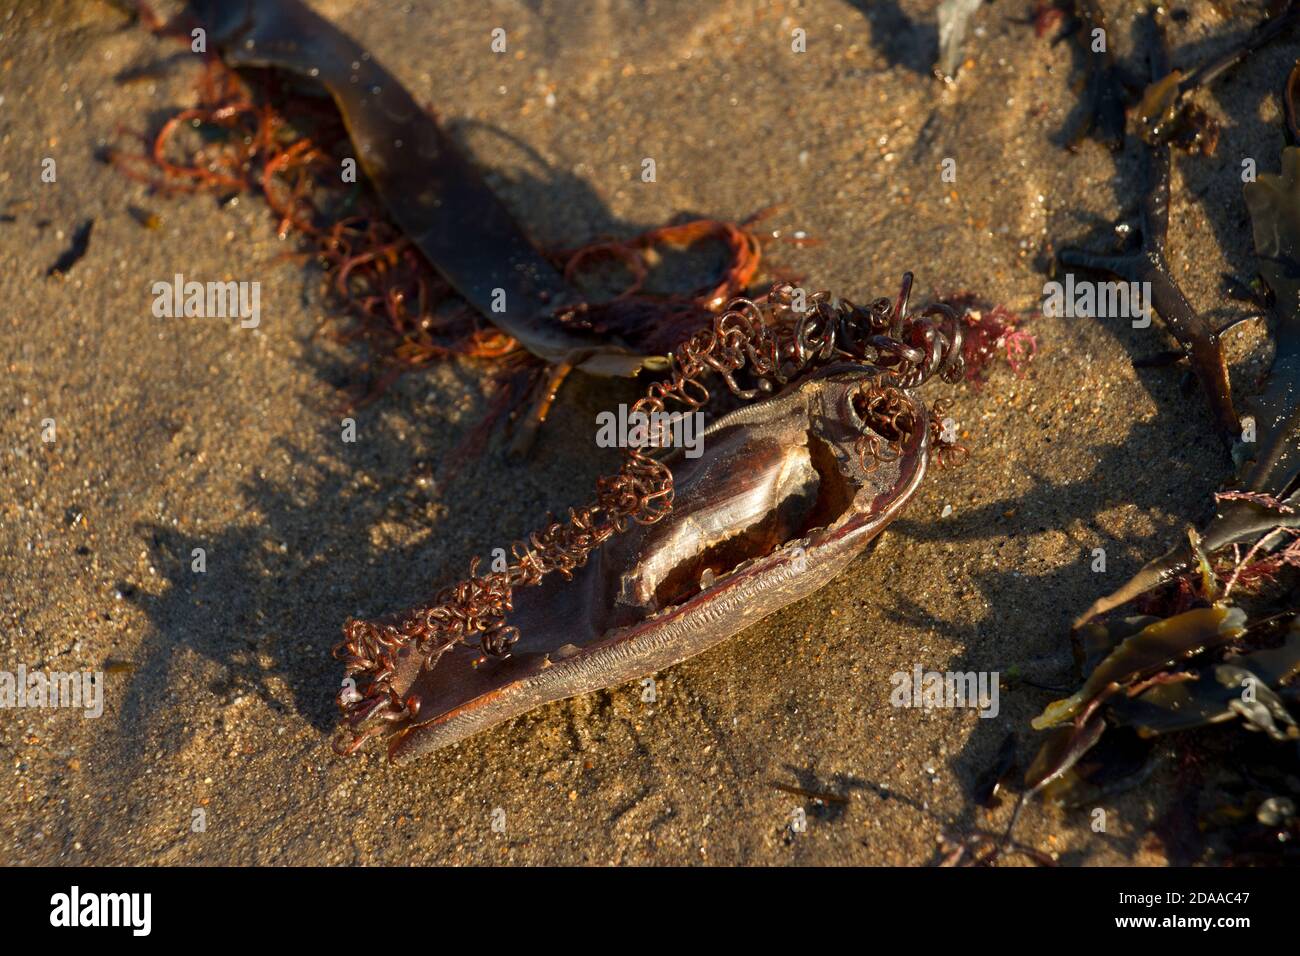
[
  {"xmin": 972, "ymin": 732, "xmax": 1019, "ymax": 808},
  {"xmin": 1136, "ymin": 0, "xmax": 1299, "ymax": 153},
  {"xmin": 1058, "ymin": 14, "xmax": 1239, "ymax": 442},
  {"xmin": 1073, "ymin": 614, "xmax": 1159, "ymax": 677},
  {"xmin": 1033, "ymin": 605, "xmax": 1246, "ymax": 730},
  {"xmin": 107, "ymin": 53, "xmax": 533, "ymax": 387},
  {"xmin": 1074, "ymin": 82, "xmax": 1300, "ymax": 625},
  {"xmin": 1061, "ymin": 0, "xmax": 1128, "ymax": 152},
  {"xmin": 189, "ymin": 0, "xmax": 653, "ymax": 376},
  {"xmin": 995, "ymin": 713, "xmax": 1105, "ymax": 852},
  {"xmin": 1109, "ymin": 619, "xmax": 1300, "ymax": 738},
  {"xmin": 1035, "ymin": 727, "xmax": 1155, "ymax": 808},
  {"xmin": 1134, "ymin": 68, "xmax": 1219, "ymax": 156}
]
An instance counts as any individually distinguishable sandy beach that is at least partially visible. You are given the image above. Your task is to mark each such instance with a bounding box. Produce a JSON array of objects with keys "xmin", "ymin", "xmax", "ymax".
[{"xmin": 1, "ymin": 0, "xmax": 1294, "ymax": 864}]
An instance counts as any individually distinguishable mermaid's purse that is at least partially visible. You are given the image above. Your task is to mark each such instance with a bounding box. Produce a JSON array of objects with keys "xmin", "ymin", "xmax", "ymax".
[{"xmin": 335, "ymin": 278, "xmax": 965, "ymax": 762}]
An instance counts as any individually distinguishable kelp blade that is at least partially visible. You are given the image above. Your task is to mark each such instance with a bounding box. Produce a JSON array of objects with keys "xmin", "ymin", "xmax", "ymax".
[
  {"xmin": 1034, "ymin": 605, "xmax": 1246, "ymax": 730},
  {"xmin": 190, "ymin": 0, "xmax": 649, "ymax": 374}
]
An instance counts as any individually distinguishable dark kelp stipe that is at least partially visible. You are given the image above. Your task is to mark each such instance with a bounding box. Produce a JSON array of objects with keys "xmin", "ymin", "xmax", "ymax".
[
  {"xmin": 1058, "ymin": 14, "xmax": 1240, "ymax": 441},
  {"xmin": 980, "ymin": 21, "xmax": 1300, "ymax": 866},
  {"xmin": 1032, "ymin": 606, "xmax": 1248, "ymax": 731},
  {"xmin": 1074, "ymin": 68, "xmax": 1300, "ymax": 627},
  {"xmin": 188, "ymin": 0, "xmax": 654, "ymax": 377},
  {"xmin": 1058, "ymin": 3, "xmax": 1299, "ymax": 445}
]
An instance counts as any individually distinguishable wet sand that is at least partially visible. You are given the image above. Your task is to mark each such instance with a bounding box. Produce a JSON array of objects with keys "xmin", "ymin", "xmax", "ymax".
[{"xmin": 1, "ymin": 0, "xmax": 1294, "ymax": 864}]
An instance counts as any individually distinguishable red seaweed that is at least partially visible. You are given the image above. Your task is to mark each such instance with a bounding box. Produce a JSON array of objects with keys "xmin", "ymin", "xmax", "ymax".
[
  {"xmin": 933, "ymin": 292, "xmax": 1037, "ymax": 383},
  {"xmin": 108, "ymin": 44, "xmax": 785, "ymax": 414}
]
